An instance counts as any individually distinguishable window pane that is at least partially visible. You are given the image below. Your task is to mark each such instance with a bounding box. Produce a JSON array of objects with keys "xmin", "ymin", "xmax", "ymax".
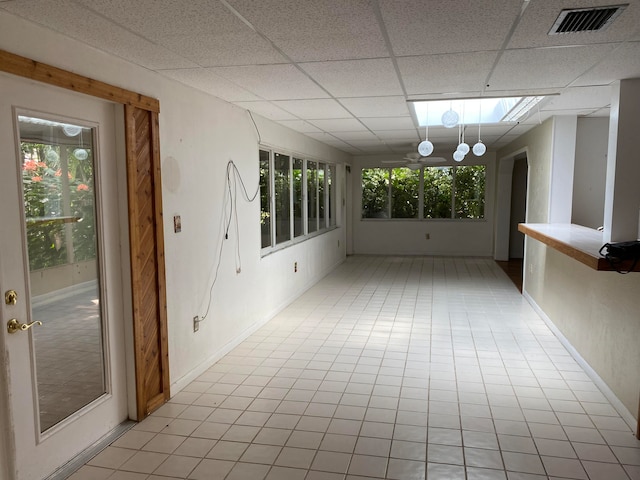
[
  {"xmin": 274, "ymin": 153, "xmax": 291, "ymax": 244},
  {"xmin": 318, "ymin": 163, "xmax": 326, "ymax": 229},
  {"xmin": 391, "ymin": 168, "xmax": 420, "ymax": 218},
  {"xmin": 259, "ymin": 150, "xmax": 271, "ymax": 248},
  {"xmin": 328, "ymin": 165, "xmax": 336, "ymax": 227},
  {"xmin": 293, "ymin": 158, "xmax": 303, "ymax": 238},
  {"xmin": 424, "ymin": 166, "xmax": 453, "ymax": 218},
  {"xmin": 454, "ymin": 165, "xmax": 486, "ymax": 219},
  {"xmin": 361, "ymin": 168, "xmax": 389, "ymax": 218},
  {"xmin": 307, "ymin": 161, "xmax": 318, "ymax": 233}
]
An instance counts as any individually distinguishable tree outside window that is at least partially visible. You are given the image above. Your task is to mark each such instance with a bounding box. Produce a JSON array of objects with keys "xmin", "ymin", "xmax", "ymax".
[{"xmin": 362, "ymin": 165, "xmax": 486, "ymax": 220}]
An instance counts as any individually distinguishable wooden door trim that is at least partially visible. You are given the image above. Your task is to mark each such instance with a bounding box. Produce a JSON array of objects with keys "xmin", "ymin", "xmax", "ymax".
[
  {"xmin": 0, "ymin": 49, "xmax": 170, "ymax": 419},
  {"xmin": 0, "ymin": 49, "xmax": 159, "ymax": 113}
]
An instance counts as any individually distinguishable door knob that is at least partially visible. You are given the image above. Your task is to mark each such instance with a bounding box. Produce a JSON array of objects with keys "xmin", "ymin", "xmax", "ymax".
[
  {"xmin": 4, "ymin": 290, "xmax": 17, "ymax": 305},
  {"xmin": 7, "ymin": 318, "xmax": 42, "ymax": 334}
]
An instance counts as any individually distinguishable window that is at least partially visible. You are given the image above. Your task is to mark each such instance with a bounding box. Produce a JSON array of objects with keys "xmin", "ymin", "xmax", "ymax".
[
  {"xmin": 454, "ymin": 165, "xmax": 485, "ymax": 219},
  {"xmin": 318, "ymin": 163, "xmax": 326, "ymax": 228},
  {"xmin": 362, "ymin": 165, "xmax": 486, "ymax": 220},
  {"xmin": 391, "ymin": 168, "xmax": 420, "ymax": 219},
  {"xmin": 328, "ymin": 165, "xmax": 336, "ymax": 227},
  {"xmin": 293, "ymin": 158, "xmax": 304, "ymax": 238},
  {"xmin": 260, "ymin": 149, "xmax": 337, "ymax": 251},
  {"xmin": 274, "ymin": 153, "xmax": 291, "ymax": 244},
  {"xmin": 361, "ymin": 168, "xmax": 389, "ymax": 218},
  {"xmin": 307, "ymin": 161, "xmax": 317, "ymax": 233},
  {"xmin": 424, "ymin": 166, "xmax": 453, "ymax": 219},
  {"xmin": 259, "ymin": 150, "xmax": 271, "ymax": 248}
]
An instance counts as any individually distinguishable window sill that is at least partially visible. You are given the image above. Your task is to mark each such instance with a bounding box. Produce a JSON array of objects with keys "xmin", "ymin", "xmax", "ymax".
[{"xmin": 518, "ymin": 223, "xmax": 639, "ymax": 272}]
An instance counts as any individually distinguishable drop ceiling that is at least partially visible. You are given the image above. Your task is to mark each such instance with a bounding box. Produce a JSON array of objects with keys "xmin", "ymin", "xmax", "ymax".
[{"xmin": 2, "ymin": 0, "xmax": 639, "ymax": 156}]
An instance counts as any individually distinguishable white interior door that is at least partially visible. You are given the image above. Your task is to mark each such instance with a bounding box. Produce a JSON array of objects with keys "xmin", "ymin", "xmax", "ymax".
[{"xmin": 0, "ymin": 73, "xmax": 129, "ymax": 480}]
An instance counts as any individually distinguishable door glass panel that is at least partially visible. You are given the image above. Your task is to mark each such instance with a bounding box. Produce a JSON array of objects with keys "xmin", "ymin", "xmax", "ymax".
[{"xmin": 18, "ymin": 115, "xmax": 106, "ymax": 433}]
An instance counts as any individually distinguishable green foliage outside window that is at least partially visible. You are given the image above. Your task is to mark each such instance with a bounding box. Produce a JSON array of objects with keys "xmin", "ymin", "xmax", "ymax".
[
  {"xmin": 455, "ymin": 165, "xmax": 486, "ymax": 219},
  {"xmin": 361, "ymin": 168, "xmax": 389, "ymax": 218},
  {"xmin": 391, "ymin": 168, "xmax": 420, "ymax": 219},
  {"xmin": 424, "ymin": 167, "xmax": 453, "ymax": 219},
  {"xmin": 21, "ymin": 142, "xmax": 96, "ymax": 271},
  {"xmin": 362, "ymin": 165, "xmax": 486, "ymax": 220}
]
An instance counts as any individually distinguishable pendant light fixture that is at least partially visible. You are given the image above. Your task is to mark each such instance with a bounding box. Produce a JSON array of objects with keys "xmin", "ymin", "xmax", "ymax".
[
  {"xmin": 472, "ymin": 102, "xmax": 486, "ymax": 156},
  {"xmin": 417, "ymin": 104, "xmax": 434, "ymax": 156},
  {"xmin": 73, "ymin": 128, "xmax": 88, "ymax": 160}
]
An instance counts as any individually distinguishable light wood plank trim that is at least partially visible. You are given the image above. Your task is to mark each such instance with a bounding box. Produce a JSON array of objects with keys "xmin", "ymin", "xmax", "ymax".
[
  {"xmin": 518, "ymin": 223, "xmax": 640, "ymax": 272},
  {"xmin": 0, "ymin": 49, "xmax": 159, "ymax": 113},
  {"xmin": 150, "ymin": 110, "xmax": 170, "ymax": 403},
  {"xmin": 125, "ymin": 105, "xmax": 170, "ymax": 419}
]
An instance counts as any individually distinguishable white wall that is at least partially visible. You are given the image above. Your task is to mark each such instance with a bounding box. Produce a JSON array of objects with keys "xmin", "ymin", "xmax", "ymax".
[
  {"xmin": 0, "ymin": 10, "xmax": 350, "ymax": 404},
  {"xmin": 572, "ymin": 117, "xmax": 608, "ymax": 229},
  {"xmin": 499, "ymin": 119, "xmax": 640, "ymax": 420},
  {"xmin": 351, "ymin": 152, "xmax": 496, "ymax": 256}
]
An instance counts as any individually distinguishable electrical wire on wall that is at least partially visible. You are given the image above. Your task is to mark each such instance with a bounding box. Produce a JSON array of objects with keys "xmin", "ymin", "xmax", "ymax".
[{"xmin": 197, "ymin": 159, "xmax": 260, "ymax": 325}]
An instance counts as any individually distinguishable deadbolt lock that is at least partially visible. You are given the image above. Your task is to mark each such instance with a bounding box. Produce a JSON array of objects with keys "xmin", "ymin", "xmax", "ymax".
[{"xmin": 5, "ymin": 290, "xmax": 17, "ymax": 305}]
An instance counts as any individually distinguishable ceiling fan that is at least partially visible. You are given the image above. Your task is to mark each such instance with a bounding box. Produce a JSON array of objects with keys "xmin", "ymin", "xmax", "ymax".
[{"xmin": 382, "ymin": 152, "xmax": 446, "ymax": 170}]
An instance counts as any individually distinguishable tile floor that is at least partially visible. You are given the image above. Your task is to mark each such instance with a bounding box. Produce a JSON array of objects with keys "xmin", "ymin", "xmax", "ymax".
[
  {"xmin": 71, "ymin": 256, "xmax": 640, "ymax": 479},
  {"xmin": 34, "ymin": 286, "xmax": 105, "ymax": 431}
]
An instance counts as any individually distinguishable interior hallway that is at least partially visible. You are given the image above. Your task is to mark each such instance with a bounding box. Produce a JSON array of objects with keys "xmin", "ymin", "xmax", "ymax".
[{"xmin": 72, "ymin": 256, "xmax": 640, "ymax": 480}]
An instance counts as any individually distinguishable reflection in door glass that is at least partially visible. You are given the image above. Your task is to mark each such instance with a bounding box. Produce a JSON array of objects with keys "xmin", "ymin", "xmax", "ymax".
[{"xmin": 18, "ymin": 116, "xmax": 106, "ymax": 432}]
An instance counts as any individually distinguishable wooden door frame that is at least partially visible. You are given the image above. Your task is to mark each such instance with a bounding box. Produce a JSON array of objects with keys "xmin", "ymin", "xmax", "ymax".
[{"xmin": 0, "ymin": 49, "xmax": 170, "ymax": 420}]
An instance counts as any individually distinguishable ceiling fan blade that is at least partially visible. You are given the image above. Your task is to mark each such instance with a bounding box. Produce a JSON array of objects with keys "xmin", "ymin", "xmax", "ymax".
[
  {"xmin": 381, "ymin": 160, "xmax": 405, "ymax": 164},
  {"xmin": 419, "ymin": 156, "xmax": 446, "ymax": 163}
]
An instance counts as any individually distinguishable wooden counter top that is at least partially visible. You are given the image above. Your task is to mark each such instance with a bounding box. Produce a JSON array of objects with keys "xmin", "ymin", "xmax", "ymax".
[{"xmin": 518, "ymin": 223, "xmax": 639, "ymax": 272}]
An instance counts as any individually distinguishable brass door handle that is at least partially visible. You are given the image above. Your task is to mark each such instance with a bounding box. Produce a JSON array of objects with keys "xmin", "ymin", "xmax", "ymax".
[{"xmin": 7, "ymin": 318, "xmax": 42, "ymax": 334}]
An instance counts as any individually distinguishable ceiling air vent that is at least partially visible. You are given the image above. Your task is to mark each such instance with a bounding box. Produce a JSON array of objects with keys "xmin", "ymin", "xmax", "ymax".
[{"xmin": 549, "ymin": 4, "xmax": 627, "ymax": 34}]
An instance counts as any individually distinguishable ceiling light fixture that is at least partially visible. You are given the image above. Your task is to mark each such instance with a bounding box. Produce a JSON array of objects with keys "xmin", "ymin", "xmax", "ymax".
[
  {"xmin": 417, "ymin": 104, "xmax": 434, "ymax": 156},
  {"xmin": 409, "ymin": 95, "xmax": 547, "ymax": 159}
]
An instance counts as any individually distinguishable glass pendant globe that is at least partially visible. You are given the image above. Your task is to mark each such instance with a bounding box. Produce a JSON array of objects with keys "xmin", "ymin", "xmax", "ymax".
[
  {"xmin": 418, "ymin": 140, "xmax": 434, "ymax": 157},
  {"xmin": 457, "ymin": 142, "xmax": 470, "ymax": 155},
  {"xmin": 62, "ymin": 125, "xmax": 82, "ymax": 137},
  {"xmin": 472, "ymin": 141, "xmax": 486, "ymax": 156},
  {"xmin": 441, "ymin": 109, "xmax": 459, "ymax": 128},
  {"xmin": 73, "ymin": 148, "xmax": 89, "ymax": 160},
  {"xmin": 453, "ymin": 150, "xmax": 464, "ymax": 162},
  {"xmin": 45, "ymin": 150, "xmax": 59, "ymax": 162}
]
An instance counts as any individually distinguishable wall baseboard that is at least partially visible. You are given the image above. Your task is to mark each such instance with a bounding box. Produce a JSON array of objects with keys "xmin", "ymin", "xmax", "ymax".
[
  {"xmin": 523, "ymin": 290, "xmax": 637, "ymax": 430},
  {"xmin": 170, "ymin": 256, "xmax": 346, "ymax": 394}
]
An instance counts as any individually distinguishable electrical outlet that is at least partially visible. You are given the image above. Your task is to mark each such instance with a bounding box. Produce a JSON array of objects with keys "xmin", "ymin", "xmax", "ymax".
[
  {"xmin": 193, "ymin": 316, "xmax": 199, "ymax": 332},
  {"xmin": 294, "ymin": 262, "xmax": 298, "ymax": 273},
  {"xmin": 425, "ymin": 233, "xmax": 430, "ymax": 240}
]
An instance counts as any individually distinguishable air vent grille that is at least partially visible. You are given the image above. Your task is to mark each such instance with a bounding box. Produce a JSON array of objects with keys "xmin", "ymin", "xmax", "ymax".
[{"xmin": 549, "ymin": 5, "xmax": 627, "ymax": 34}]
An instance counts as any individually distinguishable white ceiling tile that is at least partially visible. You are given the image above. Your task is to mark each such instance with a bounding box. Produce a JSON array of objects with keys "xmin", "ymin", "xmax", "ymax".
[
  {"xmin": 508, "ymin": 0, "xmax": 640, "ymax": 49},
  {"xmin": 488, "ymin": 44, "xmax": 618, "ymax": 91},
  {"xmin": 374, "ymin": 130, "xmax": 420, "ymax": 141},
  {"xmin": 157, "ymin": 33, "xmax": 286, "ymax": 67},
  {"xmin": 380, "ymin": 0, "xmax": 522, "ymax": 56},
  {"xmin": 233, "ymin": 101, "xmax": 297, "ymax": 121},
  {"xmin": 361, "ymin": 117, "xmax": 415, "ymax": 130},
  {"xmin": 332, "ymin": 131, "xmax": 379, "ymax": 141},
  {"xmin": 274, "ymin": 99, "xmax": 352, "ymax": 119},
  {"xmin": 309, "ymin": 119, "xmax": 368, "ymax": 132},
  {"xmin": 77, "ymin": 0, "xmax": 233, "ymax": 39},
  {"xmin": 572, "ymin": 42, "xmax": 640, "ymax": 87},
  {"xmin": 225, "ymin": 0, "xmax": 389, "ymax": 61},
  {"xmin": 300, "ymin": 59, "xmax": 403, "ymax": 97},
  {"xmin": 540, "ymin": 86, "xmax": 611, "ymax": 111},
  {"xmin": 161, "ymin": 68, "xmax": 261, "ymax": 102},
  {"xmin": 211, "ymin": 64, "xmax": 329, "ymax": 100},
  {"xmin": 398, "ymin": 52, "xmax": 498, "ymax": 95},
  {"xmin": 345, "ymin": 139, "xmax": 391, "ymax": 148},
  {"xmin": 277, "ymin": 120, "xmax": 323, "ymax": 134},
  {"xmin": 3, "ymin": 0, "xmax": 197, "ymax": 70},
  {"xmin": 339, "ymin": 97, "xmax": 411, "ymax": 118}
]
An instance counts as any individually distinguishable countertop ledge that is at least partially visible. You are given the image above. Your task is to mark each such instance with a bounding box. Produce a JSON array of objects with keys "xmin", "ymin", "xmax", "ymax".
[{"xmin": 518, "ymin": 223, "xmax": 640, "ymax": 272}]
